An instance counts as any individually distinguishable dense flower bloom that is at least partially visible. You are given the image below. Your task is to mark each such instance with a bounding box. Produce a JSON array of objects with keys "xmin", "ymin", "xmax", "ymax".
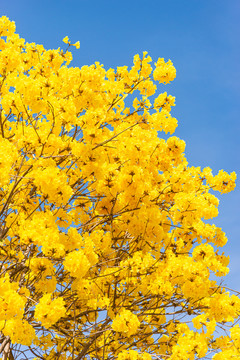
[{"xmin": 0, "ymin": 15, "xmax": 238, "ymax": 360}]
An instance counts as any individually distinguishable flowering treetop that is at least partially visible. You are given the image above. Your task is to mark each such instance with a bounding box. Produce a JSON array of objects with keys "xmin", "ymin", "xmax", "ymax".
[{"xmin": 0, "ymin": 15, "xmax": 239, "ymax": 360}]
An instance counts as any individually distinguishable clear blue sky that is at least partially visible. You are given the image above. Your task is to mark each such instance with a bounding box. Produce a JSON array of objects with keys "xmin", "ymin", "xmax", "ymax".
[{"xmin": 1, "ymin": 0, "xmax": 239, "ymax": 290}]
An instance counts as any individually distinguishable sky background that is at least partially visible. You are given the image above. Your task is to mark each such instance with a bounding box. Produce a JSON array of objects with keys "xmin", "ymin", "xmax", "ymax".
[{"xmin": 1, "ymin": 0, "xmax": 239, "ymax": 291}]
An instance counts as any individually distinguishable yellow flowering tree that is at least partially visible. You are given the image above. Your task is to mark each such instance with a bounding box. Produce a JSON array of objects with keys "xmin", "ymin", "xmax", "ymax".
[{"xmin": 0, "ymin": 15, "xmax": 239, "ymax": 360}]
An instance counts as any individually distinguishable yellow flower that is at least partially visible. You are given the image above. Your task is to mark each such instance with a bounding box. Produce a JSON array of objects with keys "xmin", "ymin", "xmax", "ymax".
[
  {"xmin": 62, "ymin": 35, "xmax": 69, "ymax": 44},
  {"xmin": 34, "ymin": 294, "xmax": 66, "ymax": 329},
  {"xmin": 63, "ymin": 249, "xmax": 90, "ymax": 278},
  {"xmin": 112, "ymin": 309, "xmax": 140, "ymax": 337},
  {"xmin": 73, "ymin": 41, "xmax": 80, "ymax": 49}
]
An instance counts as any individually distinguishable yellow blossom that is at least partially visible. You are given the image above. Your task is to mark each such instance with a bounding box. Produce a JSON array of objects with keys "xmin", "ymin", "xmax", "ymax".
[
  {"xmin": 34, "ymin": 294, "xmax": 66, "ymax": 329},
  {"xmin": 62, "ymin": 36, "xmax": 69, "ymax": 44}
]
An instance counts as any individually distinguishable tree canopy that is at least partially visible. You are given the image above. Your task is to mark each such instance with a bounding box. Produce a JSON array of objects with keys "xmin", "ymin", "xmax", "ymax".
[{"xmin": 0, "ymin": 16, "xmax": 239, "ymax": 360}]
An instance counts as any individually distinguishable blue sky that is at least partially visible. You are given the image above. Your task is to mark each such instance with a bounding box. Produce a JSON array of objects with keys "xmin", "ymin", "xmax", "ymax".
[{"xmin": 1, "ymin": 0, "xmax": 239, "ymax": 290}]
